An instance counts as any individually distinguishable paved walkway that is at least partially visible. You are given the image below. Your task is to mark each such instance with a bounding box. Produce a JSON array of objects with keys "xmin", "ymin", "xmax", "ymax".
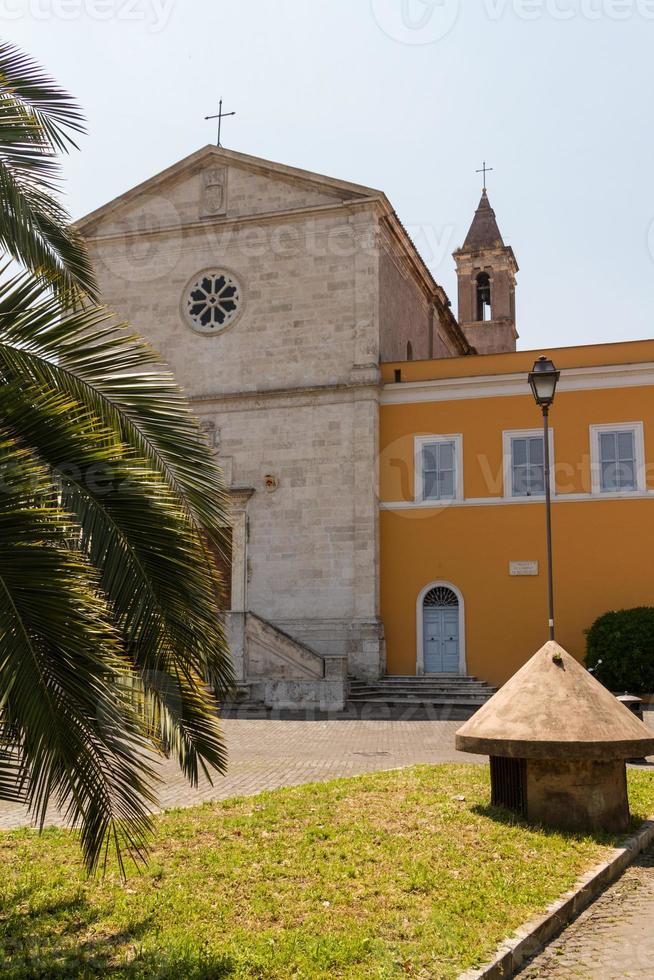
[
  {"xmin": 519, "ymin": 844, "xmax": 654, "ymax": 979},
  {"xmin": 0, "ymin": 717, "xmax": 481, "ymax": 831}
]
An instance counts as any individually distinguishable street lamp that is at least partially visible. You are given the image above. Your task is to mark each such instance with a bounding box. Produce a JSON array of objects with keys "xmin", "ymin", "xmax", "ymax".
[{"xmin": 528, "ymin": 356, "xmax": 560, "ymax": 641}]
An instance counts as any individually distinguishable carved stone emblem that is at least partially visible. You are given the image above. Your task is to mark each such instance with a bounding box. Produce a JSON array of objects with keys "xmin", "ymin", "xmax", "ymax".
[
  {"xmin": 200, "ymin": 167, "xmax": 227, "ymax": 217},
  {"xmin": 199, "ymin": 420, "xmax": 219, "ymax": 448}
]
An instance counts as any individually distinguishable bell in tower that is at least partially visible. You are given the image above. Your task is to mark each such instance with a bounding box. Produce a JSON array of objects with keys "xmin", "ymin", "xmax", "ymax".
[{"xmin": 453, "ymin": 186, "xmax": 518, "ymax": 355}]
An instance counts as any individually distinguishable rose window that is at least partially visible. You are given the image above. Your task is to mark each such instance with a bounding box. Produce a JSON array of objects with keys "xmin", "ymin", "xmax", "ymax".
[{"xmin": 183, "ymin": 270, "xmax": 242, "ymax": 333}]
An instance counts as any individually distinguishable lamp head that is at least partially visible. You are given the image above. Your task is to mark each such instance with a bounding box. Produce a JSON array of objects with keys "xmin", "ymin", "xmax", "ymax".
[{"xmin": 529, "ymin": 356, "xmax": 560, "ymax": 407}]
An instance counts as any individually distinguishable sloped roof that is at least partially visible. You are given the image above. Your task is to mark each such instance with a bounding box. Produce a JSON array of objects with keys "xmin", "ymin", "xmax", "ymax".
[
  {"xmin": 461, "ymin": 188, "xmax": 505, "ymax": 251},
  {"xmin": 456, "ymin": 641, "xmax": 654, "ymax": 760},
  {"xmin": 74, "ymin": 145, "xmax": 386, "ymax": 234}
]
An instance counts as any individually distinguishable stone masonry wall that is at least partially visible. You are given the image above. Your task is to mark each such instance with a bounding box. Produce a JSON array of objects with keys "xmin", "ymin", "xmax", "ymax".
[
  {"xmin": 88, "ymin": 210, "xmax": 380, "ymax": 397},
  {"xmin": 83, "ymin": 158, "xmax": 384, "ymax": 679},
  {"xmin": 378, "ymin": 233, "xmax": 432, "ymax": 362},
  {"xmin": 194, "ymin": 384, "xmax": 380, "ymax": 676}
]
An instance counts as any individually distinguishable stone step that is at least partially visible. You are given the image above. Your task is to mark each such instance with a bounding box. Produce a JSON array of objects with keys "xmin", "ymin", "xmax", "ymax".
[
  {"xmin": 350, "ymin": 677, "xmax": 489, "ymax": 684},
  {"xmin": 347, "ymin": 673, "xmax": 496, "ymax": 715},
  {"xmin": 350, "ymin": 686, "xmax": 492, "ymax": 692},
  {"xmin": 348, "ymin": 693, "xmax": 490, "ymax": 702},
  {"xmin": 363, "ymin": 674, "xmax": 484, "ymax": 681},
  {"xmin": 348, "ymin": 694, "xmax": 491, "ymax": 705},
  {"xmin": 350, "ymin": 681, "xmax": 493, "ymax": 689},
  {"xmin": 349, "ymin": 684, "xmax": 495, "ymax": 695},
  {"xmin": 350, "ymin": 697, "xmax": 491, "ymax": 703},
  {"xmin": 350, "ymin": 678, "xmax": 490, "ymax": 691}
]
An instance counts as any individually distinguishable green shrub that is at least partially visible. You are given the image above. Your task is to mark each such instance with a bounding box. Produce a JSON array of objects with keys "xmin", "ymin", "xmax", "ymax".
[{"xmin": 585, "ymin": 607, "xmax": 654, "ymax": 694}]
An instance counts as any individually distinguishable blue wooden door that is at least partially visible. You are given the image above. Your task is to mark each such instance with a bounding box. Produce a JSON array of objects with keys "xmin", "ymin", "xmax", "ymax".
[{"xmin": 423, "ymin": 607, "xmax": 460, "ymax": 673}]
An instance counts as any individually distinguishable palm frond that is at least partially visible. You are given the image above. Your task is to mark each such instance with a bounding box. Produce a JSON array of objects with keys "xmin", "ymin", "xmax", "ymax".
[
  {"xmin": 0, "ymin": 435, "xmax": 158, "ymax": 873},
  {"xmin": 0, "ymin": 40, "xmax": 235, "ymax": 863},
  {"xmin": 0, "ymin": 375, "xmax": 234, "ymax": 752},
  {"xmin": 0, "ymin": 275, "xmax": 229, "ymax": 547},
  {"xmin": 0, "ymin": 273, "xmax": 234, "ymax": 868},
  {"xmin": 0, "ymin": 166, "xmax": 96, "ymax": 302},
  {"xmin": 0, "ymin": 41, "xmax": 85, "ymax": 152},
  {"xmin": 0, "ymin": 742, "xmax": 28, "ymax": 804},
  {"xmin": 0, "ymin": 42, "xmax": 97, "ymax": 299}
]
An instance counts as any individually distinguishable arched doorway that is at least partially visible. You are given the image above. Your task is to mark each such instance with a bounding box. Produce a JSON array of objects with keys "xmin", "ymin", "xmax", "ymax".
[{"xmin": 417, "ymin": 583, "xmax": 465, "ymax": 675}]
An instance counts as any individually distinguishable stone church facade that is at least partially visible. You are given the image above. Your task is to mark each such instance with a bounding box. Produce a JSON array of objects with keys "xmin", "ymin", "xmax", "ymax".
[{"xmin": 76, "ymin": 146, "xmax": 512, "ymax": 710}]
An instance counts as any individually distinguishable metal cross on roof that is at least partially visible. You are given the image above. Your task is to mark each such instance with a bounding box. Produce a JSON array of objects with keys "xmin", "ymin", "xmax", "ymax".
[
  {"xmin": 204, "ymin": 99, "xmax": 236, "ymax": 148},
  {"xmin": 476, "ymin": 160, "xmax": 494, "ymax": 191}
]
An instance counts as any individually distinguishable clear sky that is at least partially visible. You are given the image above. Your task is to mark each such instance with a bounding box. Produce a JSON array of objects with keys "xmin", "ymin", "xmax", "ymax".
[{"xmin": 11, "ymin": 0, "xmax": 654, "ymax": 350}]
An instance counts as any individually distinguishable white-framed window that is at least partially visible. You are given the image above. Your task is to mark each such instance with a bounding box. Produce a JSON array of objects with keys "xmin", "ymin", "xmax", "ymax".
[
  {"xmin": 415, "ymin": 434, "xmax": 463, "ymax": 503},
  {"xmin": 590, "ymin": 422, "xmax": 645, "ymax": 494},
  {"xmin": 502, "ymin": 428, "xmax": 555, "ymax": 499}
]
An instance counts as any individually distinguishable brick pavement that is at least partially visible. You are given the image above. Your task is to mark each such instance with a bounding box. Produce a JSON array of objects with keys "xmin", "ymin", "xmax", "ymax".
[
  {"xmin": 0, "ymin": 717, "xmax": 482, "ymax": 831},
  {"xmin": 518, "ymin": 844, "xmax": 654, "ymax": 979}
]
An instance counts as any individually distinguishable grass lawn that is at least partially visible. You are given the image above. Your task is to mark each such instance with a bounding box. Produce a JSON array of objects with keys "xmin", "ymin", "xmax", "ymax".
[{"xmin": 1, "ymin": 764, "xmax": 653, "ymax": 979}]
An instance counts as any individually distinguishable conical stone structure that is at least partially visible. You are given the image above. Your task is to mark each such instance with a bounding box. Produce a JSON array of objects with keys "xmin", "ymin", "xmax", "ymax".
[
  {"xmin": 456, "ymin": 641, "xmax": 654, "ymax": 832},
  {"xmin": 461, "ymin": 189, "xmax": 505, "ymax": 251}
]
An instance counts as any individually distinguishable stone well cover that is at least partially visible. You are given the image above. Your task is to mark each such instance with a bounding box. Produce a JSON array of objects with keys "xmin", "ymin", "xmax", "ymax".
[{"xmin": 456, "ymin": 641, "xmax": 654, "ymax": 760}]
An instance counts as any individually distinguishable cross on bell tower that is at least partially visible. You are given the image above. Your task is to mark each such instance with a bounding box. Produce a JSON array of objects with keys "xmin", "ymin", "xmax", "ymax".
[
  {"xmin": 452, "ymin": 177, "xmax": 519, "ymax": 355},
  {"xmin": 475, "ymin": 160, "xmax": 493, "ymax": 191}
]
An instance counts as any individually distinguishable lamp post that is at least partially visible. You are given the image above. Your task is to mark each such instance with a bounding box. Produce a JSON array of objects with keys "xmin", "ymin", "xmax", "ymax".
[{"xmin": 528, "ymin": 356, "xmax": 560, "ymax": 641}]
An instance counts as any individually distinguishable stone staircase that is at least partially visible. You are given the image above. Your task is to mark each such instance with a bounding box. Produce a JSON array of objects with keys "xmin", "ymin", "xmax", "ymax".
[
  {"xmin": 347, "ymin": 674, "xmax": 497, "ymax": 720},
  {"xmin": 225, "ymin": 612, "xmax": 348, "ymax": 712}
]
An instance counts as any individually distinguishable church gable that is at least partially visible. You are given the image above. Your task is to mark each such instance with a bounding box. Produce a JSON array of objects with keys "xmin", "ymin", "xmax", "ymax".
[
  {"xmin": 76, "ymin": 146, "xmax": 380, "ymax": 239},
  {"xmin": 224, "ymin": 165, "xmax": 349, "ymax": 219}
]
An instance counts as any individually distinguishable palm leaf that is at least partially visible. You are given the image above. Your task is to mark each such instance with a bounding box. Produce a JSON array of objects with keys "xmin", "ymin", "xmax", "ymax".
[
  {"xmin": 0, "ymin": 42, "xmax": 97, "ymax": 299},
  {"xmin": 0, "ymin": 377, "xmax": 233, "ymax": 765},
  {"xmin": 0, "ymin": 39, "xmax": 236, "ymax": 868},
  {"xmin": 0, "ymin": 166, "xmax": 96, "ymax": 301},
  {"xmin": 0, "ymin": 274, "xmax": 234, "ymax": 869},
  {"xmin": 0, "ymin": 274, "xmax": 230, "ymax": 548},
  {"xmin": 0, "ymin": 435, "xmax": 158, "ymax": 873},
  {"xmin": 0, "ymin": 40, "xmax": 85, "ymax": 151}
]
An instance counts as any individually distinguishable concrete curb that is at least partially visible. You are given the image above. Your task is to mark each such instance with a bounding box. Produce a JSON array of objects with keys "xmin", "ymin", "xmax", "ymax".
[{"xmin": 458, "ymin": 814, "xmax": 654, "ymax": 980}]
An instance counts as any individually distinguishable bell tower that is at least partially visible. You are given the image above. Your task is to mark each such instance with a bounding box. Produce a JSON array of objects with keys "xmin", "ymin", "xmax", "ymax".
[{"xmin": 453, "ymin": 188, "xmax": 518, "ymax": 355}]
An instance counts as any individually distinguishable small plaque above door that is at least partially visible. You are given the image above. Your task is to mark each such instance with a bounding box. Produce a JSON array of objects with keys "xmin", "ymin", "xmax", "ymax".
[{"xmin": 509, "ymin": 561, "xmax": 539, "ymax": 577}]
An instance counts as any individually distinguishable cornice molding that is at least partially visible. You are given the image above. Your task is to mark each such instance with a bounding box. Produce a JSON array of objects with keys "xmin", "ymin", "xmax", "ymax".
[
  {"xmin": 381, "ymin": 362, "xmax": 654, "ymax": 405},
  {"xmin": 381, "ymin": 490, "xmax": 654, "ymax": 511},
  {"xmin": 190, "ymin": 376, "xmax": 381, "ymax": 412},
  {"xmin": 84, "ymin": 198, "xmax": 380, "ymax": 247}
]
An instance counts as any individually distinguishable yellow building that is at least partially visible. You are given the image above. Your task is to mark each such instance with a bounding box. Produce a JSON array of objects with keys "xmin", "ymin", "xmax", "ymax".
[{"xmin": 379, "ymin": 340, "xmax": 654, "ymax": 687}]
